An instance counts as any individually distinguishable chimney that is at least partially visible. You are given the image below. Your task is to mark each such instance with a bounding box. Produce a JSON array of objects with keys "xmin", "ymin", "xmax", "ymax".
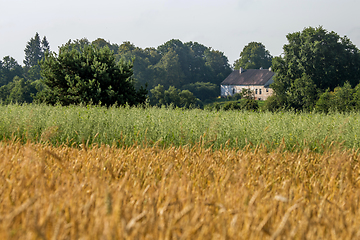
[{"xmin": 239, "ymin": 67, "xmax": 243, "ymax": 74}]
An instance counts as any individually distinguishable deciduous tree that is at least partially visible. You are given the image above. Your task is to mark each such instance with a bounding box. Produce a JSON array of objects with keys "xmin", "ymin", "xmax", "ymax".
[
  {"xmin": 204, "ymin": 49, "xmax": 232, "ymax": 85},
  {"xmin": 152, "ymin": 49, "xmax": 186, "ymax": 89},
  {"xmin": 92, "ymin": 38, "xmax": 119, "ymax": 54},
  {"xmin": 117, "ymin": 42, "xmax": 161, "ymax": 90},
  {"xmin": 233, "ymin": 42, "xmax": 272, "ymax": 70},
  {"xmin": 0, "ymin": 56, "xmax": 23, "ymax": 86},
  {"xmin": 0, "ymin": 76, "xmax": 37, "ymax": 103},
  {"xmin": 270, "ymin": 26, "xmax": 360, "ymax": 110}
]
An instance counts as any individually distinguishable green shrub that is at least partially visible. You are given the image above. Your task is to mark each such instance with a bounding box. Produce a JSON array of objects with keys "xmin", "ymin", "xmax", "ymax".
[
  {"xmin": 315, "ymin": 82, "xmax": 356, "ymax": 113},
  {"xmin": 240, "ymin": 99, "xmax": 258, "ymax": 111},
  {"xmin": 262, "ymin": 95, "xmax": 285, "ymax": 112},
  {"xmin": 223, "ymin": 101, "xmax": 241, "ymax": 110}
]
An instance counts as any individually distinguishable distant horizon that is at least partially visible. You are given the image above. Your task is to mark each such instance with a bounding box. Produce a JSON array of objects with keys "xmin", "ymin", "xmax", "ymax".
[
  {"xmin": 2, "ymin": 0, "xmax": 360, "ymax": 66},
  {"xmin": 4, "ymin": 29, "xmax": 360, "ymax": 68},
  {"xmin": 1, "ymin": 36, "xmax": 278, "ymax": 67}
]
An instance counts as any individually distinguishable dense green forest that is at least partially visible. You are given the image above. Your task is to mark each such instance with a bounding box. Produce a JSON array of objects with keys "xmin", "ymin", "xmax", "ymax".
[
  {"xmin": 2, "ymin": 27, "xmax": 360, "ymax": 112},
  {"xmin": 0, "ymin": 34, "xmax": 232, "ymax": 107}
]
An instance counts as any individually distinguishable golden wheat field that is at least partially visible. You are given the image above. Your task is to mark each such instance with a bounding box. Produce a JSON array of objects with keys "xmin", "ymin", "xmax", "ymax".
[{"xmin": 1, "ymin": 141, "xmax": 360, "ymax": 239}]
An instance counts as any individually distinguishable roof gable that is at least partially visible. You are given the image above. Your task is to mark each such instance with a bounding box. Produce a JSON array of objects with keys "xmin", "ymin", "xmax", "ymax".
[{"xmin": 221, "ymin": 69, "xmax": 275, "ymax": 86}]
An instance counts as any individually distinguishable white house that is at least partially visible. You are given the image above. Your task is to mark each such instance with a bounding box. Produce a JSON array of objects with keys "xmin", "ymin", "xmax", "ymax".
[{"xmin": 220, "ymin": 67, "xmax": 275, "ymax": 100}]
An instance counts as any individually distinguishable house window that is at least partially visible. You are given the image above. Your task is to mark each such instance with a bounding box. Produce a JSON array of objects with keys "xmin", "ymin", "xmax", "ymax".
[
  {"xmin": 255, "ymin": 89, "xmax": 258, "ymax": 95},
  {"xmin": 266, "ymin": 88, "xmax": 269, "ymax": 92},
  {"xmin": 233, "ymin": 88, "xmax": 235, "ymax": 95},
  {"xmin": 259, "ymin": 89, "xmax": 262, "ymax": 95}
]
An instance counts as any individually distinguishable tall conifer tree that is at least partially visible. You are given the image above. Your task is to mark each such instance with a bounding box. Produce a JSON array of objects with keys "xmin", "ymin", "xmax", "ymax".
[
  {"xmin": 24, "ymin": 33, "xmax": 50, "ymax": 67},
  {"xmin": 41, "ymin": 36, "xmax": 50, "ymax": 57},
  {"xmin": 24, "ymin": 33, "xmax": 42, "ymax": 67}
]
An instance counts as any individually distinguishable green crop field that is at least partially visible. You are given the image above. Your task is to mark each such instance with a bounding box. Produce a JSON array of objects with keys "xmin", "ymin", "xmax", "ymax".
[{"xmin": 0, "ymin": 103, "xmax": 359, "ymax": 151}]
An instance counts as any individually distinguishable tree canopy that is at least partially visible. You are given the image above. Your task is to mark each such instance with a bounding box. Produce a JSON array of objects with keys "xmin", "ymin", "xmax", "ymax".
[
  {"xmin": 117, "ymin": 39, "xmax": 232, "ymax": 90},
  {"xmin": 0, "ymin": 76, "xmax": 37, "ymax": 104},
  {"xmin": 271, "ymin": 26, "xmax": 360, "ymax": 110},
  {"xmin": 0, "ymin": 37, "xmax": 233, "ymax": 105},
  {"xmin": 233, "ymin": 42, "xmax": 272, "ymax": 70},
  {"xmin": 37, "ymin": 45, "xmax": 147, "ymax": 106},
  {"xmin": 5, "ymin": 28, "xmax": 360, "ymax": 110},
  {"xmin": 0, "ymin": 56, "xmax": 23, "ymax": 86},
  {"xmin": 92, "ymin": 38, "xmax": 119, "ymax": 54}
]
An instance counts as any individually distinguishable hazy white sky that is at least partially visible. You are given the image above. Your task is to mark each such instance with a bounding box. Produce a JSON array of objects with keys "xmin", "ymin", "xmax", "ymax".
[{"xmin": 1, "ymin": 0, "xmax": 360, "ymax": 66}]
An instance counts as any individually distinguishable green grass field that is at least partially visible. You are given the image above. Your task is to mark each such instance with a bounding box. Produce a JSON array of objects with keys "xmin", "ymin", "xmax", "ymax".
[{"xmin": 0, "ymin": 103, "xmax": 359, "ymax": 151}]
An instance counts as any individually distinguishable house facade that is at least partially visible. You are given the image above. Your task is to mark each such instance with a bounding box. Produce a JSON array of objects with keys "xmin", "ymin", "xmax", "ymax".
[{"xmin": 220, "ymin": 67, "xmax": 275, "ymax": 100}]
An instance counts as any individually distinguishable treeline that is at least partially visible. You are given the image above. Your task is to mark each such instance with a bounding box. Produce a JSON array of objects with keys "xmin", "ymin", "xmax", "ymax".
[
  {"xmin": 61, "ymin": 38, "xmax": 230, "ymax": 89},
  {"xmin": 0, "ymin": 34, "xmax": 232, "ymax": 106},
  {"xmin": 0, "ymin": 33, "xmax": 49, "ymax": 104},
  {"xmin": 110, "ymin": 39, "xmax": 232, "ymax": 106},
  {"xmin": 3, "ymin": 26, "xmax": 360, "ymax": 113}
]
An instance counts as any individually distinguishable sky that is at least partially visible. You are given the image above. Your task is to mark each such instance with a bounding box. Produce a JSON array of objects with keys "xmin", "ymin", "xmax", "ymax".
[{"xmin": 1, "ymin": 0, "xmax": 360, "ymax": 66}]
